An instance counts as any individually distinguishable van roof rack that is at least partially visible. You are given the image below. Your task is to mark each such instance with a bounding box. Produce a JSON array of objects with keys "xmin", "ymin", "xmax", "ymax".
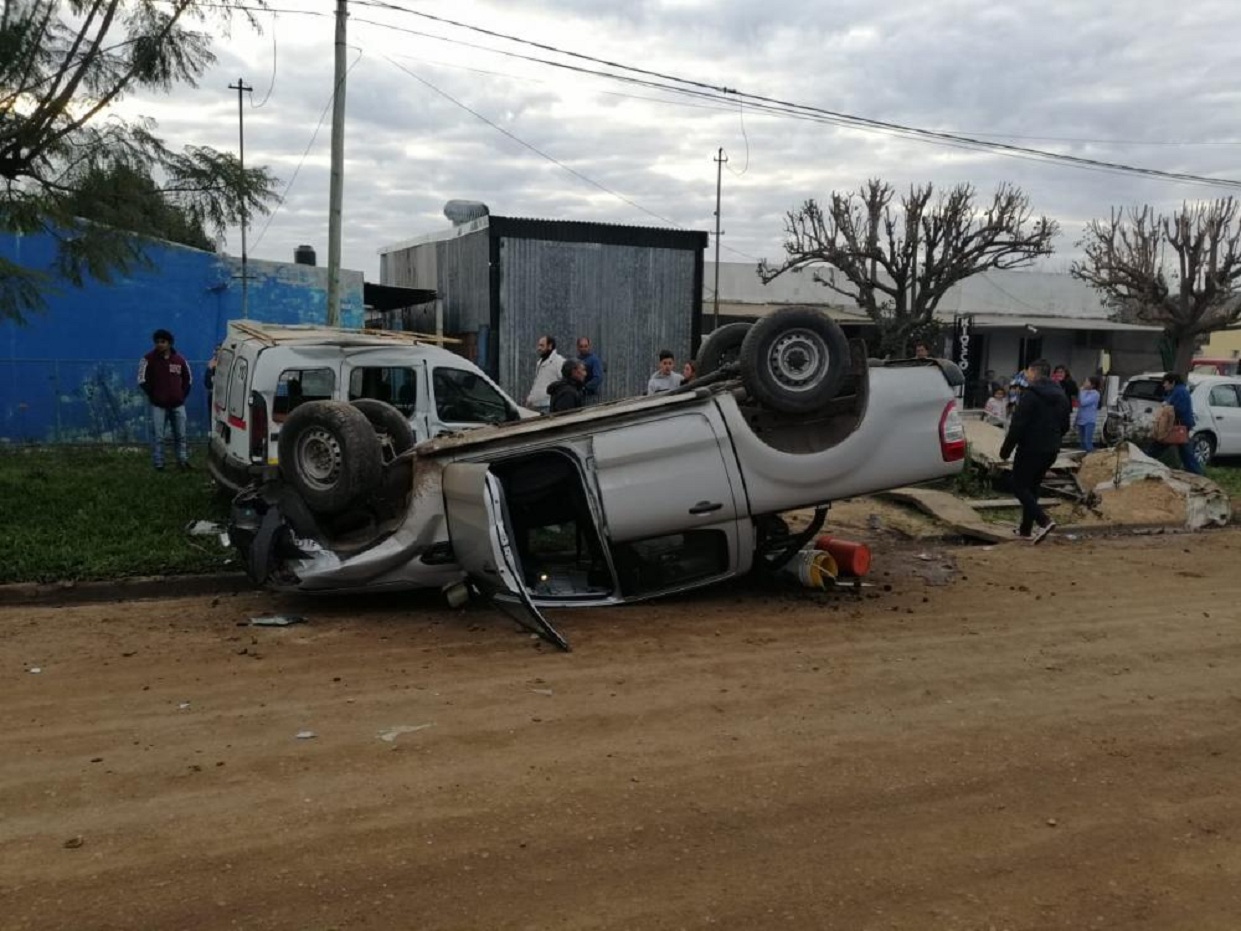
[{"xmin": 228, "ymin": 321, "xmax": 461, "ymax": 348}]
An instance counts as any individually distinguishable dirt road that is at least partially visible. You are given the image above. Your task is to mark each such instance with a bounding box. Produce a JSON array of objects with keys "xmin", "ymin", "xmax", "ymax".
[{"xmin": 3, "ymin": 531, "xmax": 1240, "ymax": 930}]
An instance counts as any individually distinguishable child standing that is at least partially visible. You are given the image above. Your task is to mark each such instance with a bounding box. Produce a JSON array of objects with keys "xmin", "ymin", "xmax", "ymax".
[{"xmin": 984, "ymin": 387, "xmax": 1008, "ymax": 420}]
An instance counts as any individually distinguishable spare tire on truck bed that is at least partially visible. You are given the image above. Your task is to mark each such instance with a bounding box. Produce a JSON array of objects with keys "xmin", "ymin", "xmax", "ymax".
[
  {"xmin": 350, "ymin": 398, "xmax": 416, "ymax": 459},
  {"xmin": 696, "ymin": 322, "xmax": 751, "ymax": 376},
  {"xmin": 739, "ymin": 306, "xmax": 850, "ymax": 414},
  {"xmin": 278, "ymin": 400, "xmax": 382, "ymax": 515}
]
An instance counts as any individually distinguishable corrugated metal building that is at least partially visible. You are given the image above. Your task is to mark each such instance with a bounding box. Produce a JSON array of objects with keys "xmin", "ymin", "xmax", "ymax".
[{"xmin": 379, "ymin": 215, "xmax": 708, "ymax": 402}]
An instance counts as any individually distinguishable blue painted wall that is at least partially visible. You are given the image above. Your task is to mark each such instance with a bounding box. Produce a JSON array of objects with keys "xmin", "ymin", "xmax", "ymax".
[{"xmin": 0, "ymin": 231, "xmax": 364, "ymax": 443}]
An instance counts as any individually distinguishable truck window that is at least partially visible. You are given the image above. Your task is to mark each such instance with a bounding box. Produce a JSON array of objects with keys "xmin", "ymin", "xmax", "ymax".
[
  {"xmin": 274, "ymin": 368, "xmax": 334, "ymax": 422},
  {"xmin": 610, "ymin": 530, "xmax": 730, "ymax": 597},
  {"xmin": 349, "ymin": 366, "xmax": 418, "ymax": 415},
  {"xmin": 227, "ymin": 357, "xmax": 249, "ymax": 421},
  {"xmin": 432, "ymin": 366, "xmax": 514, "ymax": 424}
]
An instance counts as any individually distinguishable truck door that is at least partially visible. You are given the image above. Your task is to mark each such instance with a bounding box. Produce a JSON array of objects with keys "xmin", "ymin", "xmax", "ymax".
[
  {"xmin": 589, "ymin": 409, "xmax": 745, "ymax": 594},
  {"xmin": 442, "ymin": 462, "xmax": 570, "ymax": 651}
]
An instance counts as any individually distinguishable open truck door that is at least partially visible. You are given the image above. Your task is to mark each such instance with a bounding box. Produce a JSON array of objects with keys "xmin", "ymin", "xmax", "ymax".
[{"xmin": 442, "ymin": 462, "xmax": 571, "ymax": 651}]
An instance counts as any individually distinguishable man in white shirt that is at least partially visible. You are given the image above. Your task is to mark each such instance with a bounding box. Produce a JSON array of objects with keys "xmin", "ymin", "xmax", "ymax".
[
  {"xmin": 526, "ymin": 335, "xmax": 565, "ymax": 413},
  {"xmin": 646, "ymin": 349, "xmax": 684, "ymax": 395}
]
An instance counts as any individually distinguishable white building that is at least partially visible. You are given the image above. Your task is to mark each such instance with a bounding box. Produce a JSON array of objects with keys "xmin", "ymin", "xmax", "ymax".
[{"xmin": 703, "ymin": 262, "xmax": 1161, "ymax": 397}]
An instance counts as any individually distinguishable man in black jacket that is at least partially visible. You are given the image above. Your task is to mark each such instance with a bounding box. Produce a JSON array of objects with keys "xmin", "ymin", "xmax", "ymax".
[
  {"xmin": 999, "ymin": 359, "xmax": 1071, "ymax": 543},
  {"xmin": 547, "ymin": 359, "xmax": 587, "ymax": 413}
]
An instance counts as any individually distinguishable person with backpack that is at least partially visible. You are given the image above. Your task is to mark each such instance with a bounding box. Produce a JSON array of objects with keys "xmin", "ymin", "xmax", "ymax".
[
  {"xmin": 1144, "ymin": 372, "xmax": 1204, "ymax": 475},
  {"xmin": 999, "ymin": 359, "xmax": 1071, "ymax": 543}
]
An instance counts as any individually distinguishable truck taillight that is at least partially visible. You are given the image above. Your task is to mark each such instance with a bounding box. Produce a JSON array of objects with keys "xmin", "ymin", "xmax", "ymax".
[
  {"xmin": 939, "ymin": 400, "xmax": 966, "ymax": 462},
  {"xmin": 249, "ymin": 392, "xmax": 268, "ymax": 462}
]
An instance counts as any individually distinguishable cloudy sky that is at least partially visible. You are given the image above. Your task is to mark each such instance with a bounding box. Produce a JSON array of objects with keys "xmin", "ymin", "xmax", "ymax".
[{"xmin": 120, "ymin": 0, "xmax": 1241, "ymax": 282}]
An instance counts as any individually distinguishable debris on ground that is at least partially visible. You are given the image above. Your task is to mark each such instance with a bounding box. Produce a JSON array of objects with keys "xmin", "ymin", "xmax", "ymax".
[
  {"xmin": 295, "ymin": 730, "xmax": 317, "ymax": 740},
  {"xmin": 249, "ymin": 615, "xmax": 307, "ymax": 627},
  {"xmin": 378, "ymin": 724, "xmax": 434, "ymax": 743},
  {"xmin": 1078, "ymin": 444, "xmax": 1231, "ymax": 529},
  {"xmin": 964, "ymin": 418, "xmax": 1081, "ymax": 473},
  {"xmin": 185, "ymin": 520, "xmax": 226, "ymax": 537},
  {"xmin": 880, "ymin": 487, "xmax": 1010, "ymax": 543}
]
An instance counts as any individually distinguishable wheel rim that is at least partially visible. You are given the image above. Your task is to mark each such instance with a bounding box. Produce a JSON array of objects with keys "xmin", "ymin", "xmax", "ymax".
[
  {"xmin": 767, "ymin": 328, "xmax": 830, "ymax": 393},
  {"xmin": 295, "ymin": 427, "xmax": 343, "ymax": 491},
  {"xmin": 1193, "ymin": 437, "xmax": 1211, "ymax": 465}
]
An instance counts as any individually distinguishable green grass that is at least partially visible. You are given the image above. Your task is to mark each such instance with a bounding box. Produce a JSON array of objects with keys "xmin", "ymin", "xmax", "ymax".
[
  {"xmin": 0, "ymin": 446, "xmax": 233, "ymax": 584},
  {"xmin": 1206, "ymin": 461, "xmax": 1241, "ymax": 498}
]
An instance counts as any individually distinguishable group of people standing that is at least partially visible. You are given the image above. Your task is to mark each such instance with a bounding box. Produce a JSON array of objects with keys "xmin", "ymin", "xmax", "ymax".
[
  {"xmin": 525, "ymin": 335, "xmax": 605, "ymax": 413},
  {"xmin": 999, "ymin": 362, "xmax": 1204, "ymax": 545},
  {"xmin": 984, "ymin": 364, "xmax": 1101, "ymax": 453},
  {"xmin": 525, "ymin": 337, "xmax": 696, "ymax": 413}
]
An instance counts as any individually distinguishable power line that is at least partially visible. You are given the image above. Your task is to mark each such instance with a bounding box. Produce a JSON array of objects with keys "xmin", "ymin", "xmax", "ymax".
[
  {"xmin": 383, "ymin": 55, "xmax": 763, "ymax": 262},
  {"xmin": 252, "ymin": 48, "xmax": 363, "ymax": 251},
  {"xmin": 384, "ymin": 57, "xmax": 682, "ymax": 229},
  {"xmin": 249, "ymin": 10, "xmax": 278, "ymax": 109},
  {"xmin": 352, "ymin": 0, "xmax": 1241, "ymax": 191}
]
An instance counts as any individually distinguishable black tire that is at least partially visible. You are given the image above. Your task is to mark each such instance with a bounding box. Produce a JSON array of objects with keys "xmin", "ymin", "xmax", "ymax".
[
  {"xmin": 738, "ymin": 306, "xmax": 850, "ymax": 414},
  {"xmin": 1191, "ymin": 431, "xmax": 1215, "ymax": 468},
  {"xmin": 697, "ymin": 322, "xmax": 752, "ymax": 376},
  {"xmin": 277, "ymin": 401, "xmax": 382, "ymax": 515},
  {"xmin": 350, "ymin": 398, "xmax": 416, "ymax": 458}
]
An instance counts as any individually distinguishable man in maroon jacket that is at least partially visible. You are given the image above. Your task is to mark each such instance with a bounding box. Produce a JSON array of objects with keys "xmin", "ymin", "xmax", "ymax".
[{"xmin": 138, "ymin": 328, "xmax": 193, "ymax": 471}]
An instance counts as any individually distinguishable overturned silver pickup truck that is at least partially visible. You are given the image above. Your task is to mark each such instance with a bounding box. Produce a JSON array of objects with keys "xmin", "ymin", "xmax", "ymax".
[{"xmin": 230, "ymin": 307, "xmax": 965, "ymax": 648}]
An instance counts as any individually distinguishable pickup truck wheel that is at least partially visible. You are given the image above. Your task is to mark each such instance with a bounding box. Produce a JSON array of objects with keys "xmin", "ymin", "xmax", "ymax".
[
  {"xmin": 739, "ymin": 306, "xmax": 850, "ymax": 414},
  {"xmin": 697, "ymin": 322, "xmax": 751, "ymax": 375},
  {"xmin": 278, "ymin": 401, "xmax": 382, "ymax": 515},
  {"xmin": 350, "ymin": 399, "xmax": 416, "ymax": 460}
]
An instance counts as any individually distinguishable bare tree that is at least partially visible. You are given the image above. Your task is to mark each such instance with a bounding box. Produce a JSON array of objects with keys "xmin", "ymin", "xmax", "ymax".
[
  {"xmin": 759, "ymin": 180, "xmax": 1058, "ymax": 356},
  {"xmin": 1, "ymin": 0, "xmax": 278, "ymax": 323},
  {"xmin": 1071, "ymin": 200, "xmax": 1241, "ymax": 373}
]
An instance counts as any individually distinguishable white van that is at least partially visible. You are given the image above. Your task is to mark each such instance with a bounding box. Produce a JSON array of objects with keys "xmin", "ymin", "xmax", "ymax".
[{"xmin": 207, "ymin": 321, "xmax": 528, "ymax": 491}]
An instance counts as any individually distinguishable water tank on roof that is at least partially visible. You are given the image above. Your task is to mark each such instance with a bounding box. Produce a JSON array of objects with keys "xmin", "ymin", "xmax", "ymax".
[
  {"xmin": 443, "ymin": 200, "xmax": 490, "ymax": 225},
  {"xmin": 294, "ymin": 244, "xmax": 316, "ymax": 266}
]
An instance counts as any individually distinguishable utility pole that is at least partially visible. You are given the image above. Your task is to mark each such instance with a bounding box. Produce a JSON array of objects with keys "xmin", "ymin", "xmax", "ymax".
[
  {"xmin": 712, "ymin": 147, "xmax": 728, "ymax": 333},
  {"xmin": 229, "ymin": 78, "xmax": 253, "ymax": 318},
  {"xmin": 326, "ymin": 0, "xmax": 348, "ymax": 327}
]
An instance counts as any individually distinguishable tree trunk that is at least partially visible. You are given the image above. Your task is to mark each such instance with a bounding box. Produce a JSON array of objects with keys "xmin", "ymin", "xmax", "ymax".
[{"xmin": 1169, "ymin": 332, "xmax": 1196, "ymax": 375}]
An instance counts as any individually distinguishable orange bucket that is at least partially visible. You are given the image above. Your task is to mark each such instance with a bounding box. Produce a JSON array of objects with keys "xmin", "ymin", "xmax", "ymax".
[{"xmin": 813, "ymin": 536, "xmax": 872, "ymax": 577}]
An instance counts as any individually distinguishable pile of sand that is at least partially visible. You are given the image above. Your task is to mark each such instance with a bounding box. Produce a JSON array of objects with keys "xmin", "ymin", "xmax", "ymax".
[{"xmin": 1078, "ymin": 445, "xmax": 1230, "ymax": 529}]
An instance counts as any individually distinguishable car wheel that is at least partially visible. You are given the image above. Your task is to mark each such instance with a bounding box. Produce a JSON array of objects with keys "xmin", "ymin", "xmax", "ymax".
[
  {"xmin": 1191, "ymin": 431, "xmax": 1215, "ymax": 468},
  {"xmin": 696, "ymin": 322, "xmax": 751, "ymax": 376},
  {"xmin": 350, "ymin": 399, "xmax": 416, "ymax": 460},
  {"xmin": 738, "ymin": 306, "xmax": 850, "ymax": 414},
  {"xmin": 278, "ymin": 401, "xmax": 382, "ymax": 515}
]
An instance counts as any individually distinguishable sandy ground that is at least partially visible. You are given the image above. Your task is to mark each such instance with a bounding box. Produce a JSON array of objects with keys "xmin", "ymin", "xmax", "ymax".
[{"xmin": 3, "ymin": 530, "xmax": 1241, "ymax": 931}]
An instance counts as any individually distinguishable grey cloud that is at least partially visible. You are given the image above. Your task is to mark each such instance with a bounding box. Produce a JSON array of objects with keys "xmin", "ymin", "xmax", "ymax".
[{"xmin": 117, "ymin": 0, "xmax": 1241, "ymax": 282}]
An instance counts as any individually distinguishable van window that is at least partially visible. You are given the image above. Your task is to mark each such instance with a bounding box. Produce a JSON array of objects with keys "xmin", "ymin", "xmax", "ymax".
[
  {"xmin": 432, "ymin": 366, "xmax": 514, "ymax": 424},
  {"xmin": 274, "ymin": 368, "xmax": 334, "ymax": 422},
  {"xmin": 349, "ymin": 366, "xmax": 418, "ymax": 415},
  {"xmin": 610, "ymin": 530, "xmax": 730, "ymax": 597},
  {"xmin": 213, "ymin": 349, "xmax": 234, "ymax": 412},
  {"xmin": 227, "ymin": 357, "xmax": 249, "ymax": 420}
]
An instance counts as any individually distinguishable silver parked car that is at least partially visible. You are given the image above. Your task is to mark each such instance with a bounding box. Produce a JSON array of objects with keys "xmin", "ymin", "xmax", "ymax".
[{"xmin": 230, "ymin": 308, "xmax": 967, "ymax": 649}]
